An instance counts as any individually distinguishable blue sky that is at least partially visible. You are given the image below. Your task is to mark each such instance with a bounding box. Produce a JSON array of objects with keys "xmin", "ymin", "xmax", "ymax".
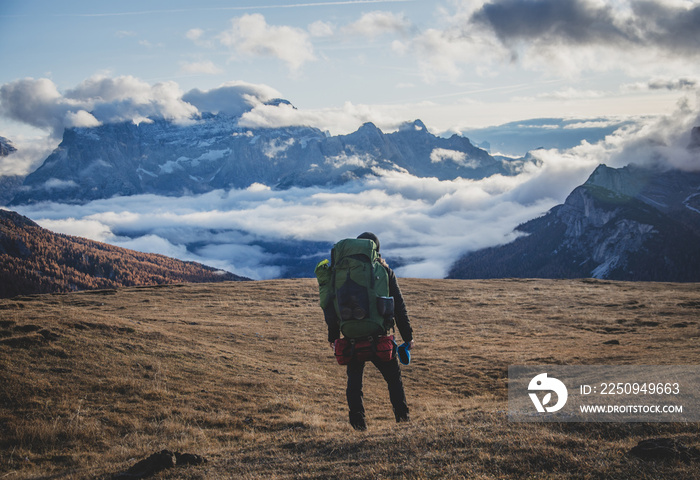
[{"xmin": 2, "ymin": 0, "xmax": 699, "ymax": 148}]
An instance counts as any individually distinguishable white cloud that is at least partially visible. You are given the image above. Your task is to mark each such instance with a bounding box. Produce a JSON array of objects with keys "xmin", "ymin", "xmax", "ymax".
[
  {"xmin": 38, "ymin": 218, "xmax": 114, "ymax": 242},
  {"xmin": 0, "ymin": 75, "xmax": 200, "ymax": 139},
  {"xmin": 12, "ymin": 155, "xmax": 580, "ymax": 279},
  {"xmin": 262, "ymin": 138, "xmax": 295, "ymax": 159},
  {"xmin": 64, "ymin": 110, "xmax": 101, "ymax": 128},
  {"xmin": 186, "ymin": 28, "xmax": 204, "ymax": 41},
  {"xmin": 182, "ymin": 81, "xmax": 281, "ymax": 116},
  {"xmin": 342, "ymin": 11, "xmax": 412, "ymax": 39},
  {"xmin": 564, "ymin": 120, "xmax": 621, "ymax": 130},
  {"xmin": 238, "ymin": 99, "xmax": 416, "ymax": 135},
  {"xmin": 429, "ymin": 148, "xmax": 479, "ymax": 168},
  {"xmin": 0, "ymin": 134, "xmax": 58, "ymax": 177},
  {"xmin": 42, "ymin": 178, "xmax": 79, "ymax": 190},
  {"xmin": 218, "ymin": 14, "xmax": 316, "ymax": 72}
]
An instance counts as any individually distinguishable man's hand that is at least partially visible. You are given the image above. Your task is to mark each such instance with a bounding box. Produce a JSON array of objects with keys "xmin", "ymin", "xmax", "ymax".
[{"xmin": 330, "ymin": 340, "xmax": 336, "ymax": 351}]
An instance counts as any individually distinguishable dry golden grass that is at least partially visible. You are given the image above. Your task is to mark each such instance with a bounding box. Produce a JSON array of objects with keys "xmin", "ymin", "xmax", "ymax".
[{"xmin": 1, "ymin": 278, "xmax": 699, "ymax": 479}]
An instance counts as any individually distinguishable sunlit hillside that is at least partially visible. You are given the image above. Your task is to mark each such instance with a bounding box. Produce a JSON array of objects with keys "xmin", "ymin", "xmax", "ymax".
[{"xmin": 0, "ymin": 209, "xmax": 247, "ymax": 298}]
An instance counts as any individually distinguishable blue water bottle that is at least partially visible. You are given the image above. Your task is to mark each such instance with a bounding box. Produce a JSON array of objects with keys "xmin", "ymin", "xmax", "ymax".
[{"xmin": 397, "ymin": 342, "xmax": 411, "ymax": 365}]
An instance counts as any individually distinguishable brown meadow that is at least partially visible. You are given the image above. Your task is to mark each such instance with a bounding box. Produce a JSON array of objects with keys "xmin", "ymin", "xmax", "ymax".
[{"xmin": 1, "ymin": 278, "xmax": 699, "ymax": 479}]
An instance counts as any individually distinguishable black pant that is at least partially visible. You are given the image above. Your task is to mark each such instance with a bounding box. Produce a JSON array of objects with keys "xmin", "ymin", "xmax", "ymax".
[{"xmin": 346, "ymin": 355, "xmax": 409, "ymax": 423}]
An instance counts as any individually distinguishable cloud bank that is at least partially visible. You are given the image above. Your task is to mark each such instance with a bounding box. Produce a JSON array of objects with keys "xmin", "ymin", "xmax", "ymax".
[
  {"xmin": 219, "ymin": 13, "xmax": 316, "ymax": 72},
  {"xmin": 12, "ymin": 171, "xmax": 560, "ymax": 280},
  {"xmin": 12, "ymin": 94, "xmax": 699, "ymax": 280},
  {"xmin": 395, "ymin": 0, "xmax": 700, "ymax": 81}
]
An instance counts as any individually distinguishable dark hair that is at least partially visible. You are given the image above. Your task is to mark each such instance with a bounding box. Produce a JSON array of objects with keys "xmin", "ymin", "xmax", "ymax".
[{"xmin": 357, "ymin": 232, "xmax": 380, "ymax": 251}]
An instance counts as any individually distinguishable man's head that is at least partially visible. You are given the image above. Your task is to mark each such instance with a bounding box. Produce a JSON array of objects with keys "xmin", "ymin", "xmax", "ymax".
[{"xmin": 357, "ymin": 232, "xmax": 380, "ymax": 251}]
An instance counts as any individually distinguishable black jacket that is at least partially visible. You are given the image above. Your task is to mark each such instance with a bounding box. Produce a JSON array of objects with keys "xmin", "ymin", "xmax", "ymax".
[{"xmin": 323, "ymin": 263, "xmax": 413, "ymax": 343}]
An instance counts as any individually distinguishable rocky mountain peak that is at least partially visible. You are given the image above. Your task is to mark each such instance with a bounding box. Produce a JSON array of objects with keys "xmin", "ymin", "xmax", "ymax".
[
  {"xmin": 399, "ymin": 119, "xmax": 427, "ymax": 133},
  {"xmin": 584, "ymin": 163, "xmax": 654, "ymax": 199},
  {"xmin": 9, "ymin": 115, "xmax": 518, "ymax": 205},
  {"xmin": 448, "ymin": 160, "xmax": 700, "ymax": 282},
  {"xmin": 0, "ymin": 136, "xmax": 17, "ymax": 157}
]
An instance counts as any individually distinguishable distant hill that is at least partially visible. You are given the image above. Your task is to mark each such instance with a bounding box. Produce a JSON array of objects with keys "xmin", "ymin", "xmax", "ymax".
[
  {"xmin": 448, "ymin": 163, "xmax": 700, "ymax": 282},
  {"xmin": 0, "ymin": 209, "xmax": 248, "ymax": 298}
]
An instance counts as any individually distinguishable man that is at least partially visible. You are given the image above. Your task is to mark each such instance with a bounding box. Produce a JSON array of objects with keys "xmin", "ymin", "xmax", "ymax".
[{"xmin": 323, "ymin": 232, "xmax": 414, "ymax": 431}]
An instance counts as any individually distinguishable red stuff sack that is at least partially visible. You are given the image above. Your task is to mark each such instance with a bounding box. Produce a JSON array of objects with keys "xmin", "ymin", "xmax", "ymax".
[{"xmin": 334, "ymin": 336, "xmax": 396, "ymax": 365}]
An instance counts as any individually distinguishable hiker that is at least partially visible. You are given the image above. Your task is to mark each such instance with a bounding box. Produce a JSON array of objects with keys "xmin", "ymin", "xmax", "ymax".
[{"xmin": 318, "ymin": 232, "xmax": 414, "ymax": 431}]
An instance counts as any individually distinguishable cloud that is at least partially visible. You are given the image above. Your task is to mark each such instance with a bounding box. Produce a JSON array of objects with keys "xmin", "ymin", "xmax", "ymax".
[
  {"xmin": 64, "ymin": 110, "xmax": 101, "ymax": 128},
  {"xmin": 13, "ymin": 171, "xmax": 559, "ymax": 279},
  {"xmin": 0, "ymin": 78, "xmax": 74, "ymax": 136},
  {"xmin": 469, "ymin": 0, "xmax": 700, "ymax": 56},
  {"xmin": 0, "ymin": 134, "xmax": 57, "ymax": 176},
  {"xmin": 0, "ymin": 76, "xmax": 288, "ymax": 172},
  {"xmin": 342, "ymin": 11, "xmax": 413, "ymax": 39},
  {"xmin": 67, "ymin": 75, "xmax": 198, "ymax": 125},
  {"xmin": 470, "ymin": 0, "xmax": 630, "ymax": 48},
  {"xmin": 185, "ymin": 28, "xmax": 215, "ymax": 48},
  {"xmin": 237, "ymin": 98, "xmax": 436, "ymax": 136},
  {"xmin": 623, "ymin": 77, "xmax": 699, "ymax": 92},
  {"xmin": 397, "ymin": 23, "xmax": 507, "ymax": 82},
  {"xmin": 0, "ymin": 75, "xmax": 200, "ymax": 138},
  {"xmin": 11, "ymin": 92, "xmax": 699, "ymax": 280},
  {"xmin": 0, "ymin": 75, "xmax": 286, "ymax": 140},
  {"xmin": 186, "ymin": 28, "xmax": 204, "ymax": 41},
  {"xmin": 218, "ymin": 13, "xmax": 316, "ymax": 72},
  {"xmin": 399, "ymin": 0, "xmax": 700, "ymax": 81},
  {"xmin": 602, "ymin": 97, "xmax": 700, "ymax": 172},
  {"xmin": 430, "ymin": 148, "xmax": 479, "ymax": 168},
  {"xmin": 182, "ymin": 81, "xmax": 281, "ymax": 116}
]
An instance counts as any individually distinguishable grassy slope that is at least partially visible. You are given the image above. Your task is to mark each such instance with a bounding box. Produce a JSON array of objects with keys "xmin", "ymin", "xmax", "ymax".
[{"xmin": 1, "ymin": 278, "xmax": 699, "ymax": 479}]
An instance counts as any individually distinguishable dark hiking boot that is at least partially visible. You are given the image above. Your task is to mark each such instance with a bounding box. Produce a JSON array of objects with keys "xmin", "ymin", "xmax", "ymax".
[
  {"xmin": 394, "ymin": 409, "xmax": 410, "ymax": 423},
  {"xmin": 349, "ymin": 412, "xmax": 367, "ymax": 431}
]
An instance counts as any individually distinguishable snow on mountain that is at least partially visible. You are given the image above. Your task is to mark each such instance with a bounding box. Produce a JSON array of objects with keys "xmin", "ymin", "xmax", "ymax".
[{"xmin": 9, "ymin": 114, "xmax": 521, "ymax": 205}]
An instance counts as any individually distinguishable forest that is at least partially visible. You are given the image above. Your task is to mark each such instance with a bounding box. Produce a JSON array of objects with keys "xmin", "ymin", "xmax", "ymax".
[{"xmin": 0, "ymin": 209, "xmax": 245, "ymax": 298}]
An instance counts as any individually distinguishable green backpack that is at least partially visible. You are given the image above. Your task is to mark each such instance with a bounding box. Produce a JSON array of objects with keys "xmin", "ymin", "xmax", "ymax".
[{"xmin": 315, "ymin": 238, "xmax": 394, "ymax": 339}]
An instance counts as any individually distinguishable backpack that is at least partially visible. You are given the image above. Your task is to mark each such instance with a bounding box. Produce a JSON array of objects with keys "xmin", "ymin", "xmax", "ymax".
[{"xmin": 315, "ymin": 238, "xmax": 394, "ymax": 339}]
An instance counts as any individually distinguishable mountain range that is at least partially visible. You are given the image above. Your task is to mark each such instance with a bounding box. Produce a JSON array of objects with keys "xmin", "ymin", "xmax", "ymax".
[
  {"xmin": 0, "ymin": 209, "xmax": 247, "ymax": 298},
  {"xmin": 8, "ymin": 114, "xmax": 522, "ymax": 205},
  {"xmin": 2, "ymin": 106, "xmax": 700, "ymax": 284},
  {"xmin": 448, "ymin": 163, "xmax": 700, "ymax": 282}
]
